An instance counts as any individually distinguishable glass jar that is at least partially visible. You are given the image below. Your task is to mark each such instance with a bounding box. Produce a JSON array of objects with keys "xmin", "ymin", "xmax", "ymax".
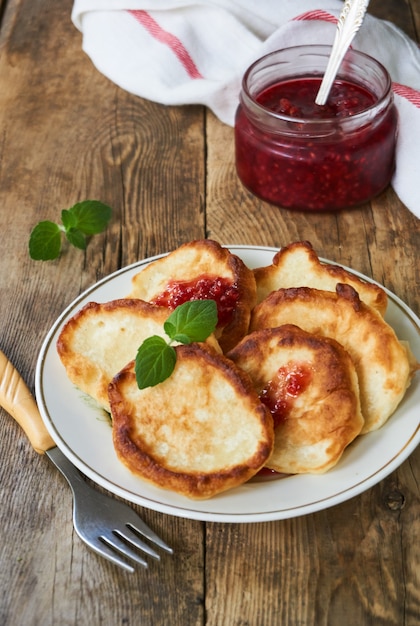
[{"xmin": 234, "ymin": 45, "xmax": 398, "ymax": 212}]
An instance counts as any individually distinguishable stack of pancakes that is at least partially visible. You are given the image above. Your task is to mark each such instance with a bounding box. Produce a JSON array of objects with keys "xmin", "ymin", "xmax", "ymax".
[{"xmin": 57, "ymin": 239, "xmax": 418, "ymax": 499}]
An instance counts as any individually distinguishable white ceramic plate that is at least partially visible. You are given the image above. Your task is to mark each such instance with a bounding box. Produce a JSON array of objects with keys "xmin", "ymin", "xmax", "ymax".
[{"xmin": 35, "ymin": 246, "xmax": 420, "ymax": 523}]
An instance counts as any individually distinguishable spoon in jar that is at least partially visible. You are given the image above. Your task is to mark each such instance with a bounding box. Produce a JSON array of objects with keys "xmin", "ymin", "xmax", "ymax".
[{"xmin": 315, "ymin": 0, "xmax": 371, "ymax": 106}]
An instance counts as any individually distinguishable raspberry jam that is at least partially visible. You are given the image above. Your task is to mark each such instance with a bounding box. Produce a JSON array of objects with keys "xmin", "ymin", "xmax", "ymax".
[
  {"xmin": 151, "ymin": 275, "xmax": 239, "ymax": 327},
  {"xmin": 258, "ymin": 78, "xmax": 375, "ymax": 119},
  {"xmin": 235, "ymin": 46, "xmax": 397, "ymax": 211},
  {"xmin": 259, "ymin": 363, "xmax": 312, "ymax": 428}
]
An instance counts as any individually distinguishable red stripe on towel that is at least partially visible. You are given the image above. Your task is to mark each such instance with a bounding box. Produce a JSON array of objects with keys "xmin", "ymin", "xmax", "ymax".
[
  {"xmin": 128, "ymin": 10, "xmax": 203, "ymax": 79},
  {"xmin": 293, "ymin": 10, "xmax": 337, "ymax": 24},
  {"xmin": 393, "ymin": 82, "xmax": 420, "ymax": 107}
]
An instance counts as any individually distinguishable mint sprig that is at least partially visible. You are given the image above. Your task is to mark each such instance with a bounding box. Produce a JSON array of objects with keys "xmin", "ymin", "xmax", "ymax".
[
  {"xmin": 134, "ymin": 336, "xmax": 177, "ymax": 390},
  {"xmin": 29, "ymin": 200, "xmax": 112, "ymax": 260},
  {"xmin": 135, "ymin": 300, "xmax": 218, "ymax": 389}
]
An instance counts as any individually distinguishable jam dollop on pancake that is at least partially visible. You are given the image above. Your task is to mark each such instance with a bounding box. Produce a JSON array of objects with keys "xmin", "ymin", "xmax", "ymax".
[
  {"xmin": 250, "ymin": 285, "xmax": 416, "ymax": 433},
  {"xmin": 128, "ymin": 239, "xmax": 256, "ymax": 352},
  {"xmin": 228, "ymin": 324, "xmax": 364, "ymax": 474}
]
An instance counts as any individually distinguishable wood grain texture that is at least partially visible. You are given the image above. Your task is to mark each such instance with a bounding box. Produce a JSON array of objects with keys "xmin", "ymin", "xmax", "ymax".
[
  {"xmin": 0, "ymin": 0, "xmax": 419, "ymax": 624},
  {"xmin": 369, "ymin": 0, "xmax": 418, "ymax": 37},
  {"xmin": 204, "ymin": 3, "xmax": 420, "ymax": 626},
  {"xmin": 0, "ymin": 1, "xmax": 206, "ymax": 625}
]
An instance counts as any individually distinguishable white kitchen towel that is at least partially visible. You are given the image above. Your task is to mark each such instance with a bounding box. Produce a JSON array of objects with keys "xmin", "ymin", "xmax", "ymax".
[{"xmin": 72, "ymin": 1, "xmax": 420, "ymax": 218}]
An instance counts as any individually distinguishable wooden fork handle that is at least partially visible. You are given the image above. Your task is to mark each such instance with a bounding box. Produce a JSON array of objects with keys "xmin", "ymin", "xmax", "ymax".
[{"xmin": 0, "ymin": 349, "xmax": 55, "ymax": 454}]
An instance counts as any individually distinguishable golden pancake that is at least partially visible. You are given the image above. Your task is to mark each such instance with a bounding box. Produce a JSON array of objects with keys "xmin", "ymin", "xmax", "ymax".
[
  {"xmin": 228, "ymin": 325, "xmax": 364, "ymax": 474},
  {"xmin": 57, "ymin": 298, "xmax": 220, "ymax": 412},
  {"xmin": 250, "ymin": 284, "xmax": 417, "ymax": 433},
  {"xmin": 254, "ymin": 241, "xmax": 387, "ymax": 314},
  {"xmin": 109, "ymin": 343, "xmax": 274, "ymax": 499},
  {"xmin": 127, "ymin": 239, "xmax": 256, "ymax": 352}
]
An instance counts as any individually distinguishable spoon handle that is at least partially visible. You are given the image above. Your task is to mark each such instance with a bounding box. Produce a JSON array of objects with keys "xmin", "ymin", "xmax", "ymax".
[{"xmin": 315, "ymin": 0, "xmax": 370, "ymax": 106}]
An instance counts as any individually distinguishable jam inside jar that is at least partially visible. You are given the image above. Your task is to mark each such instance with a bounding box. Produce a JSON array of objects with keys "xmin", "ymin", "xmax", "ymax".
[{"xmin": 234, "ymin": 46, "xmax": 398, "ymax": 211}]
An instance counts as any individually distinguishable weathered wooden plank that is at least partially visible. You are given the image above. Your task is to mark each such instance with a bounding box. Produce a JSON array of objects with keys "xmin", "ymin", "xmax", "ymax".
[
  {"xmin": 0, "ymin": 1, "xmax": 206, "ymax": 624},
  {"xmin": 204, "ymin": 3, "xmax": 420, "ymax": 625}
]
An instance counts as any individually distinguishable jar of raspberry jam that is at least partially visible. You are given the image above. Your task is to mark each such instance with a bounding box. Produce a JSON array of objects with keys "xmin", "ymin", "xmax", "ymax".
[{"xmin": 234, "ymin": 46, "xmax": 398, "ymax": 211}]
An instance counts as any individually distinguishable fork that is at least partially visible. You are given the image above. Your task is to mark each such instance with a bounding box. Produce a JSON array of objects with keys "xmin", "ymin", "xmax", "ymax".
[{"xmin": 0, "ymin": 349, "xmax": 173, "ymax": 573}]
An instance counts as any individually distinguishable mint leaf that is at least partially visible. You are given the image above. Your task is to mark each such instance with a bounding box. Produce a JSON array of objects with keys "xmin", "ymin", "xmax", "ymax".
[
  {"xmin": 28, "ymin": 221, "xmax": 62, "ymax": 260},
  {"xmin": 164, "ymin": 300, "xmax": 218, "ymax": 343},
  {"xmin": 66, "ymin": 228, "xmax": 87, "ymax": 250},
  {"xmin": 135, "ymin": 300, "xmax": 218, "ymax": 390},
  {"xmin": 61, "ymin": 209, "xmax": 78, "ymax": 231},
  {"xmin": 68, "ymin": 200, "xmax": 112, "ymax": 235},
  {"xmin": 29, "ymin": 200, "xmax": 112, "ymax": 261},
  {"xmin": 135, "ymin": 336, "xmax": 177, "ymax": 389}
]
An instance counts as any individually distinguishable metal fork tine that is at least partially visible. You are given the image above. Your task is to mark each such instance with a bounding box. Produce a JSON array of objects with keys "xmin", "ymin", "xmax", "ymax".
[
  {"xmin": 117, "ymin": 525, "xmax": 161, "ymax": 559},
  {"xmin": 127, "ymin": 520, "xmax": 173, "ymax": 554},
  {"xmin": 85, "ymin": 535, "xmax": 137, "ymax": 573},
  {"xmin": 100, "ymin": 533, "xmax": 150, "ymax": 569}
]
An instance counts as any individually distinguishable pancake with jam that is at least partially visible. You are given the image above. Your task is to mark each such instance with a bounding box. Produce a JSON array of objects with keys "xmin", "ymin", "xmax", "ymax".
[
  {"xmin": 127, "ymin": 239, "xmax": 256, "ymax": 352},
  {"xmin": 228, "ymin": 324, "xmax": 364, "ymax": 474},
  {"xmin": 109, "ymin": 343, "xmax": 274, "ymax": 499},
  {"xmin": 253, "ymin": 240, "xmax": 387, "ymax": 314},
  {"xmin": 57, "ymin": 298, "xmax": 221, "ymax": 413},
  {"xmin": 250, "ymin": 284, "xmax": 418, "ymax": 433}
]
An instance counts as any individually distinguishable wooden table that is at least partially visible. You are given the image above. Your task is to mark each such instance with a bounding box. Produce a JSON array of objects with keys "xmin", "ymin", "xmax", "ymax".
[{"xmin": 1, "ymin": 1, "xmax": 419, "ymax": 624}]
